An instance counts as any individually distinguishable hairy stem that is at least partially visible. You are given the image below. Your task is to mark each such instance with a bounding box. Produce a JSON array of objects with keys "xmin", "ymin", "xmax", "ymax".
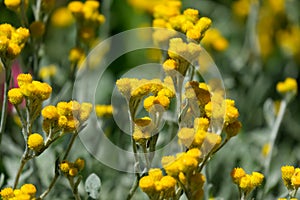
[{"xmin": 126, "ymin": 176, "xmax": 140, "ymax": 200}]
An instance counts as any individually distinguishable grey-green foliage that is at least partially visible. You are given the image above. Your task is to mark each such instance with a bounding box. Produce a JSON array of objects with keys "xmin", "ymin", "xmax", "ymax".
[{"xmin": 85, "ymin": 173, "xmax": 101, "ymax": 199}]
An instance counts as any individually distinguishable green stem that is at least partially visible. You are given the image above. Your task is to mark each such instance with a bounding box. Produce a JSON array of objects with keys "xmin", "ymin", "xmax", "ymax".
[
  {"xmin": 63, "ymin": 131, "xmax": 78, "ymax": 160},
  {"xmin": 0, "ymin": 63, "xmax": 11, "ymax": 146},
  {"xmin": 13, "ymin": 148, "xmax": 30, "ymax": 188},
  {"xmin": 262, "ymin": 100, "xmax": 287, "ymax": 198},
  {"xmin": 126, "ymin": 176, "xmax": 140, "ymax": 200},
  {"xmin": 38, "ymin": 172, "xmax": 59, "ymax": 199}
]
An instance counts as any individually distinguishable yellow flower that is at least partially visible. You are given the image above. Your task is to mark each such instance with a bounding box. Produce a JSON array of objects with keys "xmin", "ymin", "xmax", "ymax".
[
  {"xmin": 17, "ymin": 73, "xmax": 32, "ymax": 87},
  {"xmin": 139, "ymin": 176, "xmax": 155, "ymax": 194},
  {"xmin": 79, "ymin": 102, "xmax": 93, "ymax": 122},
  {"xmin": 251, "ymin": 172, "xmax": 264, "ymax": 187},
  {"xmin": 160, "ymin": 176, "xmax": 176, "ymax": 197},
  {"xmin": 231, "ymin": 167, "xmax": 246, "ymax": 185},
  {"xmin": 194, "ymin": 117, "xmax": 210, "ymax": 132},
  {"xmin": 8, "ymin": 88, "xmax": 23, "ymax": 104},
  {"xmin": 276, "ymin": 77, "xmax": 298, "ymax": 96},
  {"xmin": 42, "ymin": 105, "xmax": 59, "ymax": 120},
  {"xmin": 60, "ymin": 161, "xmax": 70, "ymax": 173},
  {"xmin": 6, "ymin": 42, "xmax": 21, "ymax": 59},
  {"xmin": 0, "ymin": 187, "xmax": 14, "ymax": 199},
  {"xmin": 239, "ymin": 174, "xmax": 253, "ymax": 192},
  {"xmin": 32, "ymin": 81, "xmax": 52, "ymax": 100},
  {"xmin": 148, "ymin": 168, "xmax": 163, "ymax": 182},
  {"xmin": 178, "ymin": 127, "xmax": 194, "ymax": 148},
  {"xmin": 29, "ymin": 21, "xmax": 45, "ymax": 38},
  {"xmin": 69, "ymin": 167, "xmax": 78, "ymax": 177},
  {"xmin": 163, "ymin": 59, "xmax": 178, "ymax": 72},
  {"xmin": 75, "ymin": 158, "xmax": 85, "ymax": 171},
  {"xmin": 68, "ymin": 1, "xmax": 84, "ymax": 16},
  {"xmin": 281, "ymin": 165, "xmax": 295, "ymax": 187},
  {"xmin": 69, "ymin": 47, "xmax": 85, "ymax": 64},
  {"xmin": 39, "ymin": 64, "xmax": 57, "ymax": 79},
  {"xmin": 51, "ymin": 7, "xmax": 74, "ymax": 27},
  {"xmin": 27, "ymin": 133, "xmax": 44, "ymax": 151},
  {"xmin": 58, "ymin": 115, "xmax": 68, "ymax": 128},
  {"xmin": 20, "ymin": 183, "xmax": 36, "ymax": 196},
  {"xmin": 292, "ymin": 171, "xmax": 300, "ymax": 188},
  {"xmin": 4, "ymin": 0, "xmax": 21, "ymax": 11},
  {"xmin": 183, "ymin": 8, "xmax": 199, "ymax": 23},
  {"xmin": 57, "ymin": 101, "xmax": 72, "ymax": 116},
  {"xmin": 95, "ymin": 105, "xmax": 113, "ymax": 118},
  {"xmin": 0, "ymin": 36, "xmax": 9, "ymax": 54}
]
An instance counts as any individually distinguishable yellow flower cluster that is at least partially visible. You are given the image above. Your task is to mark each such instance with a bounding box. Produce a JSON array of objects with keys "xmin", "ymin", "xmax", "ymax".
[
  {"xmin": 116, "ymin": 77, "xmax": 175, "ymax": 116},
  {"xmin": 0, "ymin": 23, "xmax": 30, "ymax": 60},
  {"xmin": 231, "ymin": 167, "xmax": 264, "ymax": 195},
  {"xmin": 8, "ymin": 73, "xmax": 52, "ymax": 105},
  {"xmin": 276, "ymin": 77, "xmax": 298, "ymax": 97},
  {"xmin": 0, "ymin": 183, "xmax": 36, "ymax": 200},
  {"xmin": 161, "ymin": 148, "xmax": 205, "ymax": 199},
  {"xmin": 27, "ymin": 133, "xmax": 44, "ymax": 151},
  {"xmin": 67, "ymin": 0, "xmax": 105, "ymax": 45},
  {"xmin": 281, "ymin": 165, "xmax": 300, "ymax": 191},
  {"xmin": 152, "ymin": 1, "xmax": 212, "ymax": 42},
  {"xmin": 139, "ymin": 168, "xmax": 177, "ymax": 199},
  {"xmin": 163, "ymin": 38, "xmax": 202, "ymax": 76},
  {"xmin": 277, "ymin": 26, "xmax": 300, "ymax": 62},
  {"xmin": 51, "ymin": 7, "xmax": 74, "ymax": 27},
  {"xmin": 38, "ymin": 64, "xmax": 57, "ymax": 80},
  {"xmin": 69, "ymin": 47, "xmax": 86, "ymax": 66},
  {"xmin": 59, "ymin": 158, "xmax": 85, "ymax": 177},
  {"xmin": 95, "ymin": 104, "xmax": 113, "ymax": 118},
  {"xmin": 201, "ymin": 28, "xmax": 229, "ymax": 52},
  {"xmin": 42, "ymin": 100, "xmax": 93, "ymax": 134}
]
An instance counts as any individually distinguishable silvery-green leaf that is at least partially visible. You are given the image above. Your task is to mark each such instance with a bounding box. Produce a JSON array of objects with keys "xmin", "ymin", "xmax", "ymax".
[
  {"xmin": 85, "ymin": 173, "xmax": 101, "ymax": 199},
  {"xmin": 263, "ymin": 98, "xmax": 276, "ymax": 128}
]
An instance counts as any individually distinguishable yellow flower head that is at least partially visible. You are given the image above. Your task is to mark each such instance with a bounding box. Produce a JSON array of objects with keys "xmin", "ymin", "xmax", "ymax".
[
  {"xmin": 8, "ymin": 88, "xmax": 23, "ymax": 105},
  {"xmin": 0, "ymin": 187, "xmax": 14, "ymax": 199},
  {"xmin": 27, "ymin": 133, "xmax": 44, "ymax": 151},
  {"xmin": 58, "ymin": 115, "xmax": 68, "ymax": 128},
  {"xmin": 251, "ymin": 172, "xmax": 264, "ymax": 187},
  {"xmin": 281, "ymin": 165, "xmax": 295, "ymax": 187},
  {"xmin": 29, "ymin": 21, "xmax": 45, "ymax": 38},
  {"xmin": 51, "ymin": 7, "xmax": 74, "ymax": 27},
  {"xmin": 17, "ymin": 73, "xmax": 32, "ymax": 87},
  {"xmin": 276, "ymin": 77, "xmax": 298, "ymax": 97},
  {"xmin": 148, "ymin": 168, "xmax": 163, "ymax": 182},
  {"xmin": 69, "ymin": 47, "xmax": 85, "ymax": 64},
  {"xmin": 183, "ymin": 8, "xmax": 199, "ymax": 23},
  {"xmin": 39, "ymin": 64, "xmax": 57, "ymax": 79},
  {"xmin": 292, "ymin": 170, "xmax": 300, "ymax": 188},
  {"xmin": 75, "ymin": 158, "xmax": 85, "ymax": 171},
  {"xmin": 139, "ymin": 176, "xmax": 155, "ymax": 195},
  {"xmin": 60, "ymin": 161, "xmax": 70, "ymax": 173},
  {"xmin": 20, "ymin": 183, "xmax": 37, "ymax": 196},
  {"xmin": 178, "ymin": 127, "xmax": 194, "ymax": 148},
  {"xmin": 0, "ymin": 36, "xmax": 9, "ymax": 54},
  {"xmin": 68, "ymin": 1, "xmax": 84, "ymax": 17},
  {"xmin": 231, "ymin": 167, "xmax": 246, "ymax": 185},
  {"xmin": 6, "ymin": 42, "xmax": 21, "ymax": 59},
  {"xmin": 4, "ymin": 0, "xmax": 21, "ymax": 11},
  {"xmin": 160, "ymin": 175, "xmax": 176, "ymax": 197},
  {"xmin": 57, "ymin": 101, "xmax": 71, "ymax": 116},
  {"xmin": 194, "ymin": 117, "xmax": 210, "ymax": 132},
  {"xmin": 95, "ymin": 104, "xmax": 113, "ymax": 118},
  {"xmin": 79, "ymin": 102, "xmax": 93, "ymax": 122},
  {"xmin": 69, "ymin": 168, "xmax": 78, "ymax": 177},
  {"xmin": 239, "ymin": 174, "xmax": 253, "ymax": 192},
  {"xmin": 42, "ymin": 105, "xmax": 59, "ymax": 120},
  {"xmin": 177, "ymin": 154, "xmax": 198, "ymax": 173}
]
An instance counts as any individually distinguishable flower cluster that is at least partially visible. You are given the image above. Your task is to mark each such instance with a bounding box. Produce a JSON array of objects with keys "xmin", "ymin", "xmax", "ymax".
[
  {"xmin": 231, "ymin": 167, "xmax": 264, "ymax": 197},
  {"xmin": 153, "ymin": 1, "xmax": 211, "ymax": 42},
  {"xmin": 0, "ymin": 23, "xmax": 30, "ymax": 60},
  {"xmin": 0, "ymin": 183, "xmax": 36, "ymax": 200},
  {"xmin": 68, "ymin": 0, "xmax": 105, "ymax": 46},
  {"xmin": 161, "ymin": 148, "xmax": 205, "ymax": 199},
  {"xmin": 42, "ymin": 100, "xmax": 93, "ymax": 135},
  {"xmin": 116, "ymin": 76, "xmax": 175, "ymax": 117},
  {"xmin": 3, "ymin": 0, "xmax": 28, "ymax": 12},
  {"xmin": 60, "ymin": 158, "xmax": 85, "ymax": 177},
  {"xmin": 8, "ymin": 73, "xmax": 52, "ymax": 121},
  {"xmin": 281, "ymin": 166, "xmax": 300, "ymax": 191},
  {"xmin": 276, "ymin": 77, "xmax": 298, "ymax": 97},
  {"xmin": 139, "ymin": 168, "xmax": 177, "ymax": 199}
]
